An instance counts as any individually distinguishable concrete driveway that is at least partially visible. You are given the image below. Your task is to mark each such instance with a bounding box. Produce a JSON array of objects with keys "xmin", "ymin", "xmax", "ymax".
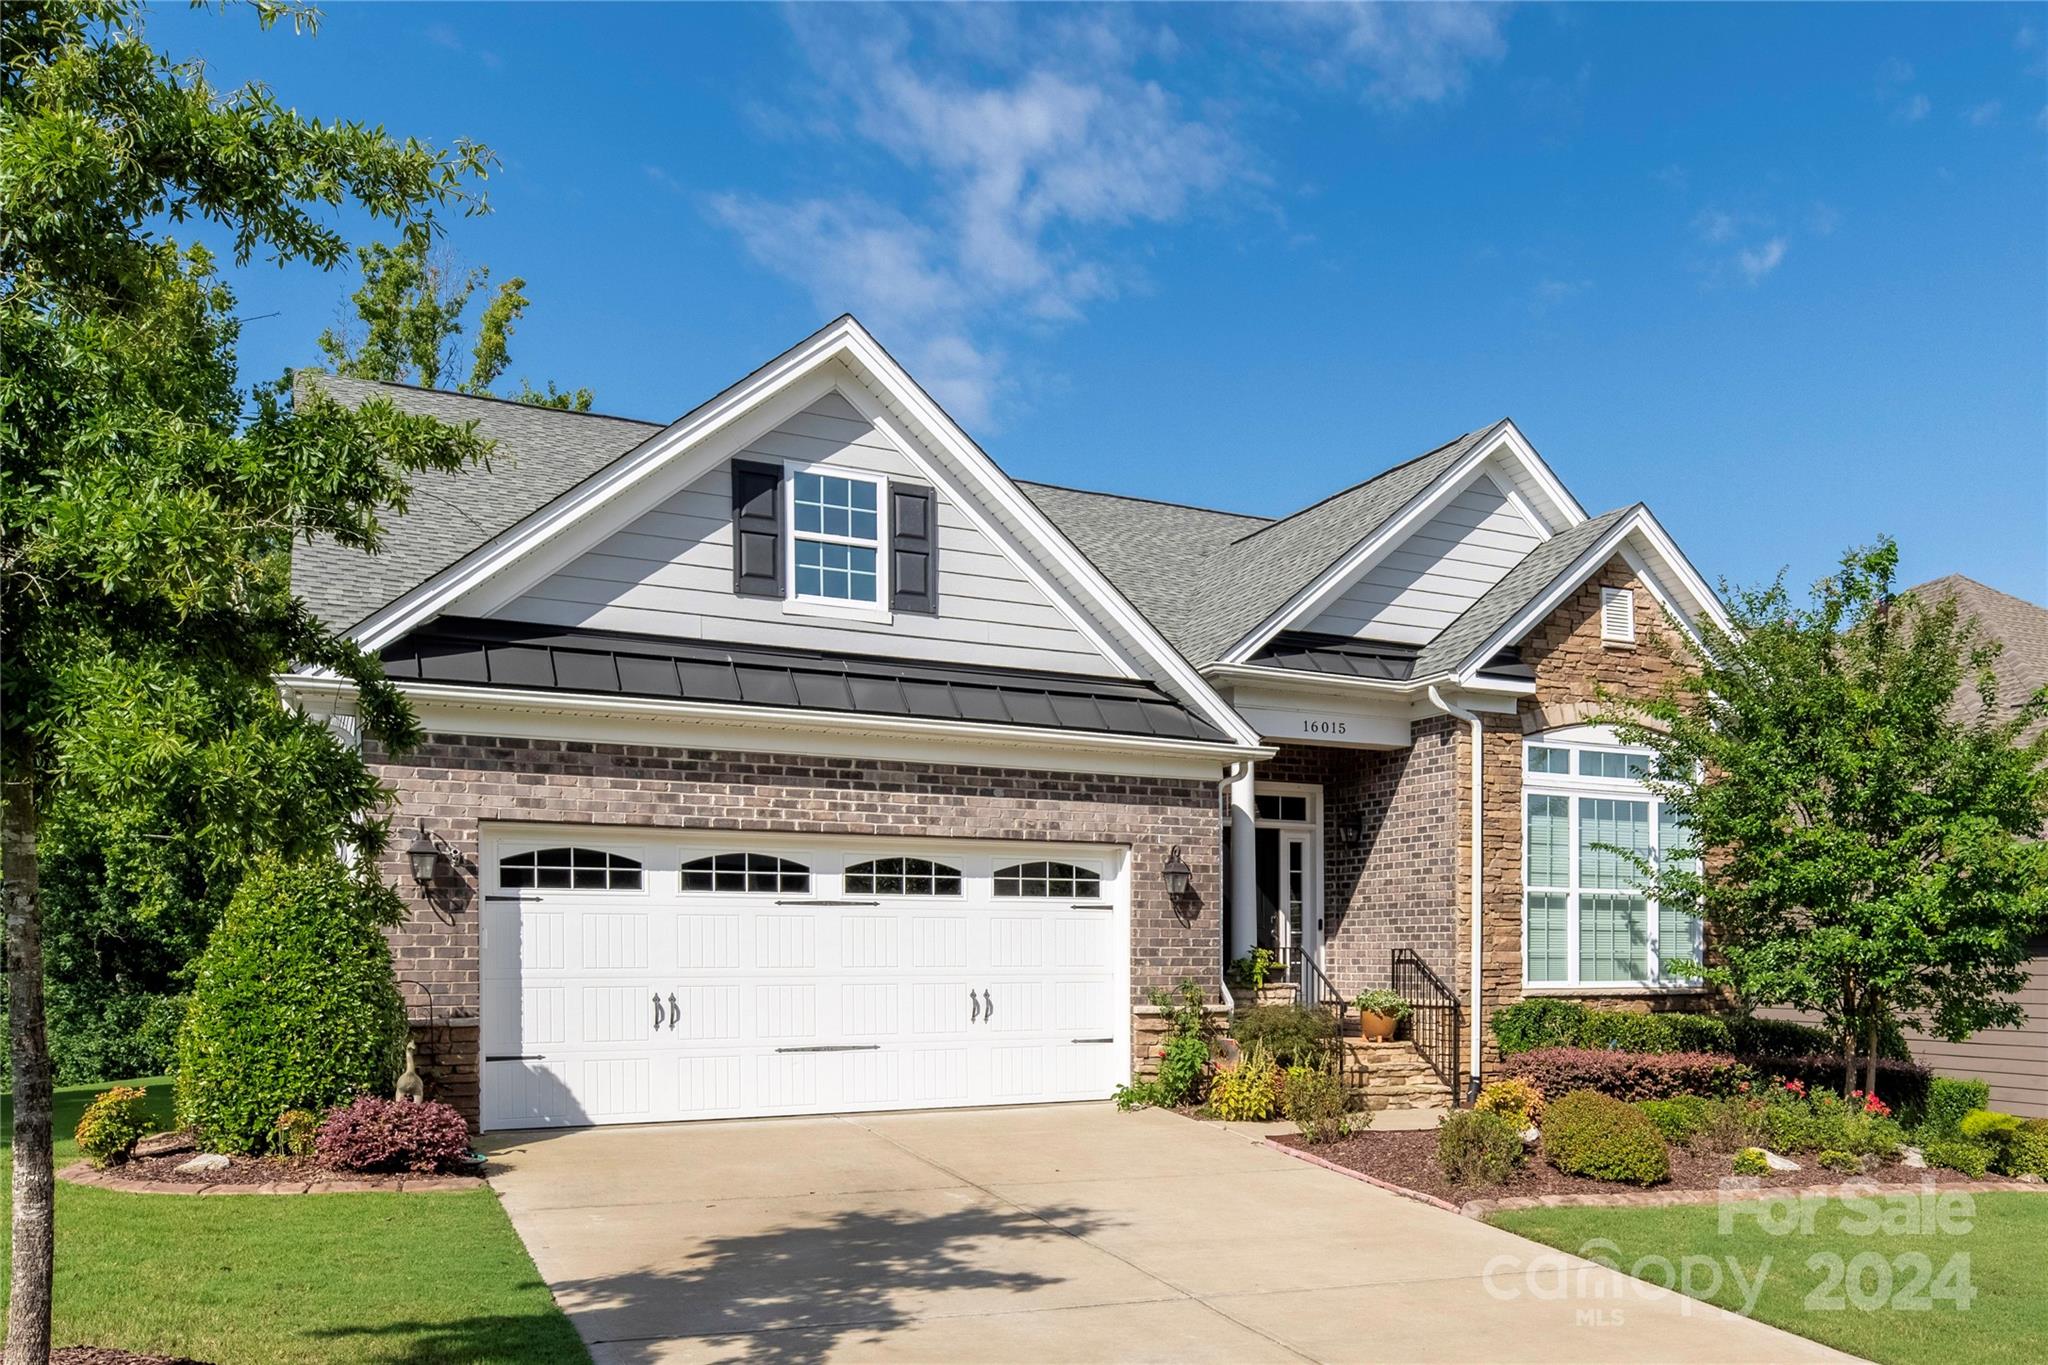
[{"xmin": 483, "ymin": 1105, "xmax": 1847, "ymax": 1364}]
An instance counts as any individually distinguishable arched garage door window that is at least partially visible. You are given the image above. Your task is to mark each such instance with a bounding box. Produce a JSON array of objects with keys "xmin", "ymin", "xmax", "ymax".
[{"xmin": 499, "ymin": 847, "xmax": 644, "ymax": 891}]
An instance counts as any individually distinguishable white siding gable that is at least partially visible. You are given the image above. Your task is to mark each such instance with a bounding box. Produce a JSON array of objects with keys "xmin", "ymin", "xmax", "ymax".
[
  {"xmin": 1303, "ymin": 475, "xmax": 1544, "ymax": 645},
  {"xmin": 493, "ymin": 392, "xmax": 1116, "ymax": 675}
]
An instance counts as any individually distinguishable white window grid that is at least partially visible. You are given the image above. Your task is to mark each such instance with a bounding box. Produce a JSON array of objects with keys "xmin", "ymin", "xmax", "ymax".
[
  {"xmin": 787, "ymin": 467, "xmax": 886, "ymax": 607},
  {"xmin": 1522, "ymin": 737, "xmax": 1700, "ymax": 987}
]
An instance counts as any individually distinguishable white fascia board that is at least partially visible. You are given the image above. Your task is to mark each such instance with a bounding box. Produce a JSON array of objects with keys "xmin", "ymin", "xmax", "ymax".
[
  {"xmin": 1202, "ymin": 662, "xmax": 1534, "ymax": 700},
  {"xmin": 824, "ymin": 326, "xmax": 1264, "ymax": 750},
  {"xmin": 1219, "ymin": 420, "xmax": 1586, "ymax": 667},
  {"xmin": 1449, "ymin": 507, "xmax": 1728, "ymax": 685},
  {"xmin": 276, "ymin": 675, "xmax": 1274, "ymax": 782}
]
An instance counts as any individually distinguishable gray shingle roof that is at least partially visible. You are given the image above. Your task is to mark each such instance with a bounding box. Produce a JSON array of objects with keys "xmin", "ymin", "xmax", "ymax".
[
  {"xmin": 1908, "ymin": 575, "xmax": 2048, "ymax": 744},
  {"xmin": 1015, "ymin": 483, "xmax": 1271, "ymax": 648},
  {"xmin": 1409, "ymin": 506, "xmax": 1637, "ymax": 678},
  {"xmin": 291, "ymin": 376, "xmax": 659, "ymax": 630},
  {"xmin": 1023, "ymin": 423, "xmax": 1502, "ymax": 662}
]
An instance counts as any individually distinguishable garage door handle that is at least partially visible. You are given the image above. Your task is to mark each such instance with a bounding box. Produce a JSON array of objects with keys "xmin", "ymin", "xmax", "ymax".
[
  {"xmin": 667, "ymin": 993, "xmax": 679, "ymax": 1031},
  {"xmin": 652, "ymin": 993, "xmax": 663, "ymax": 1032},
  {"xmin": 775, "ymin": 1044, "xmax": 881, "ymax": 1053},
  {"xmin": 969, "ymin": 990, "xmax": 979, "ymax": 1023},
  {"xmin": 982, "ymin": 989, "xmax": 993, "ymax": 1021},
  {"xmin": 486, "ymin": 1054, "xmax": 547, "ymax": 1062},
  {"xmin": 1071, "ymin": 1038, "xmax": 1114, "ymax": 1044}
]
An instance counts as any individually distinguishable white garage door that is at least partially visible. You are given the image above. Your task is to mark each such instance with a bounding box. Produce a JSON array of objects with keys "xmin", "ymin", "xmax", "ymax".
[{"xmin": 479, "ymin": 831, "xmax": 1127, "ymax": 1130}]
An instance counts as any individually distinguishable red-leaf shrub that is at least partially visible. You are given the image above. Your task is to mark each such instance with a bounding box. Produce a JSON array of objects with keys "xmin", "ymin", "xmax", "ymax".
[
  {"xmin": 315, "ymin": 1098, "xmax": 473, "ymax": 1174},
  {"xmin": 1501, "ymin": 1047, "xmax": 1755, "ymax": 1101}
]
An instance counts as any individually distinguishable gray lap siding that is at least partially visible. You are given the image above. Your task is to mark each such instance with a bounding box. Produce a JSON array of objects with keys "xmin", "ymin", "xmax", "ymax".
[{"xmin": 367, "ymin": 732, "xmax": 1223, "ymax": 1124}]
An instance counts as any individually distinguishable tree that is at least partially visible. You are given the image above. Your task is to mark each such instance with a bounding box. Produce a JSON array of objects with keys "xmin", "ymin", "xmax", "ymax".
[
  {"xmin": 317, "ymin": 229, "xmax": 593, "ymax": 407},
  {"xmin": 1609, "ymin": 540, "xmax": 2048, "ymax": 1098},
  {"xmin": 0, "ymin": 4, "xmax": 493, "ymax": 1358}
]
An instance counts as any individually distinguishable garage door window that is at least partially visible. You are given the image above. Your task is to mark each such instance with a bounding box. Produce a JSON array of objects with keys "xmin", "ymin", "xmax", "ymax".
[
  {"xmin": 499, "ymin": 847, "xmax": 644, "ymax": 891},
  {"xmin": 993, "ymin": 860, "xmax": 1100, "ymax": 898},
  {"xmin": 845, "ymin": 857, "xmax": 963, "ymax": 896},
  {"xmin": 679, "ymin": 851, "xmax": 811, "ymax": 894}
]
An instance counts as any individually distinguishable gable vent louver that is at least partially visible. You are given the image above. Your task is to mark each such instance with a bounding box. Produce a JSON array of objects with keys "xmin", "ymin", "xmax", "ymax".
[{"xmin": 1600, "ymin": 587, "xmax": 1636, "ymax": 644}]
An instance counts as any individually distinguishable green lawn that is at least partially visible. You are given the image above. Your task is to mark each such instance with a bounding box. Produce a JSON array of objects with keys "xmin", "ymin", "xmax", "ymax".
[
  {"xmin": 1490, "ymin": 1190, "xmax": 2048, "ymax": 1365},
  {"xmin": 3, "ymin": 1076, "xmax": 587, "ymax": 1364}
]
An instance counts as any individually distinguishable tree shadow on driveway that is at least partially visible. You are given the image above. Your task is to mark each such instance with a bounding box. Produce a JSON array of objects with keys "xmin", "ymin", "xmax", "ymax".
[{"xmin": 309, "ymin": 1198, "xmax": 1115, "ymax": 1364}]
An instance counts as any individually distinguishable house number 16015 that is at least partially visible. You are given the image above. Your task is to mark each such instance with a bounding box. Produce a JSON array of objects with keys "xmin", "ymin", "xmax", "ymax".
[{"xmin": 1301, "ymin": 719, "xmax": 1348, "ymax": 736}]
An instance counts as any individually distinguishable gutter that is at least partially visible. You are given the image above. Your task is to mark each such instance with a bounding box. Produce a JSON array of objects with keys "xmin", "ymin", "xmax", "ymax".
[{"xmin": 1428, "ymin": 685, "xmax": 1485, "ymax": 1102}]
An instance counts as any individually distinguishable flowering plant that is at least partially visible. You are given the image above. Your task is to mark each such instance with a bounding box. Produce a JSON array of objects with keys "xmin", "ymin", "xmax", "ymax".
[{"xmin": 1848, "ymin": 1089, "xmax": 1892, "ymax": 1118}]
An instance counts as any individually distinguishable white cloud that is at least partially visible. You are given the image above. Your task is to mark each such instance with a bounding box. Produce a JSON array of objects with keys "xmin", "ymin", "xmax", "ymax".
[
  {"xmin": 709, "ymin": 9, "xmax": 1245, "ymax": 426},
  {"xmin": 1736, "ymin": 237, "xmax": 1788, "ymax": 285},
  {"xmin": 1693, "ymin": 208, "xmax": 1742, "ymax": 245},
  {"xmin": 1529, "ymin": 277, "xmax": 1591, "ymax": 313},
  {"xmin": 1895, "ymin": 92, "xmax": 1932, "ymax": 124},
  {"xmin": 1963, "ymin": 100, "xmax": 2003, "ymax": 127},
  {"xmin": 1264, "ymin": 1, "xmax": 1510, "ymax": 107},
  {"xmin": 1806, "ymin": 201, "xmax": 1842, "ymax": 238}
]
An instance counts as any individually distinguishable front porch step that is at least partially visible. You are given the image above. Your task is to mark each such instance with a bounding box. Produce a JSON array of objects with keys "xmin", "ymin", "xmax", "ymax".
[{"xmin": 1337, "ymin": 1039, "xmax": 1455, "ymax": 1113}]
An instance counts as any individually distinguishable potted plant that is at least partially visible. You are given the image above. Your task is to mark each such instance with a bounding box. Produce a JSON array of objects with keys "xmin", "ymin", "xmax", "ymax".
[
  {"xmin": 1227, "ymin": 947, "xmax": 1280, "ymax": 993},
  {"xmin": 1352, "ymin": 989, "xmax": 1410, "ymax": 1042}
]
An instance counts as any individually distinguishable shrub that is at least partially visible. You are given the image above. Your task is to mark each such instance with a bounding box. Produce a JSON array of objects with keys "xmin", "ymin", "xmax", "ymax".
[
  {"xmin": 1284, "ymin": 1064, "xmax": 1354, "ymax": 1145},
  {"xmin": 1437, "ymin": 1110, "xmax": 1525, "ymax": 1186},
  {"xmin": 1922, "ymin": 1137, "xmax": 1992, "ymax": 1178},
  {"xmin": 315, "ymin": 1097, "xmax": 472, "ymax": 1173},
  {"xmin": 74, "ymin": 1086, "xmax": 152, "ymax": 1169},
  {"xmin": 1727, "ymin": 1016, "xmax": 1835, "ymax": 1060},
  {"xmin": 1752, "ymin": 1055, "xmax": 1931, "ymax": 1116},
  {"xmin": 1491, "ymin": 1000, "xmax": 1590, "ymax": 1055},
  {"xmin": 1503, "ymin": 1047, "xmax": 1753, "ymax": 1102},
  {"xmin": 1758, "ymin": 1086, "xmax": 1904, "ymax": 1157},
  {"xmin": 1637, "ymin": 1095, "xmax": 1713, "ymax": 1146},
  {"xmin": 1352, "ymin": 989, "xmax": 1410, "ymax": 1021},
  {"xmin": 1228, "ymin": 947, "xmax": 1280, "ymax": 990},
  {"xmin": 1208, "ymin": 1047, "xmax": 1280, "ymax": 1122},
  {"xmin": 1732, "ymin": 1147, "xmax": 1770, "ymax": 1175},
  {"xmin": 1541, "ymin": 1089, "xmax": 1671, "ymax": 1185},
  {"xmin": 1231, "ymin": 1004, "xmax": 1337, "ymax": 1070},
  {"xmin": 273, "ymin": 1108, "xmax": 319, "ymax": 1158},
  {"xmin": 1474, "ymin": 1078, "xmax": 1545, "ymax": 1129},
  {"xmin": 1921, "ymin": 1077, "xmax": 1991, "ymax": 1136},
  {"xmin": 1954, "ymin": 1110, "xmax": 2048, "ymax": 1177},
  {"xmin": 175, "ymin": 854, "xmax": 407, "ymax": 1154},
  {"xmin": 1817, "ymin": 1149, "xmax": 1861, "ymax": 1173},
  {"xmin": 1576, "ymin": 1011, "xmax": 1733, "ymax": 1056},
  {"xmin": 1999, "ymin": 1119, "xmax": 2048, "ymax": 1178}
]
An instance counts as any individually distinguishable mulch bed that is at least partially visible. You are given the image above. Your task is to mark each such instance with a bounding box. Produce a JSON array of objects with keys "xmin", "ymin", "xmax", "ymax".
[
  {"xmin": 1274, "ymin": 1128, "xmax": 2042, "ymax": 1209},
  {"xmin": 59, "ymin": 1133, "xmax": 484, "ymax": 1195},
  {"xmin": 53, "ymin": 1349, "xmax": 211, "ymax": 1365}
]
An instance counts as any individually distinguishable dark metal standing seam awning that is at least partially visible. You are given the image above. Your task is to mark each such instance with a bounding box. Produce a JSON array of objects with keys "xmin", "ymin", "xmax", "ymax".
[
  {"xmin": 381, "ymin": 616, "xmax": 1232, "ymax": 744},
  {"xmin": 1246, "ymin": 631, "xmax": 1532, "ymax": 683}
]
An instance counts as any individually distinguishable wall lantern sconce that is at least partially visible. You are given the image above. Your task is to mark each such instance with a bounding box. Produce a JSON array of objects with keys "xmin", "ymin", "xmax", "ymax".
[
  {"xmin": 405, "ymin": 826, "xmax": 445, "ymax": 887},
  {"xmin": 1160, "ymin": 846, "xmax": 1192, "ymax": 899}
]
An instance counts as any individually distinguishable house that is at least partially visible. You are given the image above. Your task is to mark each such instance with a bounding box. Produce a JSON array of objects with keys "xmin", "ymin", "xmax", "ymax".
[
  {"xmin": 1890, "ymin": 576, "xmax": 2048, "ymax": 1117},
  {"xmin": 283, "ymin": 316, "xmax": 1731, "ymax": 1131}
]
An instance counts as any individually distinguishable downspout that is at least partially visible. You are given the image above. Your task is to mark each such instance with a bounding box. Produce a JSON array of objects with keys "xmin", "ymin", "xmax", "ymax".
[{"xmin": 1428, "ymin": 686, "xmax": 1484, "ymax": 1102}]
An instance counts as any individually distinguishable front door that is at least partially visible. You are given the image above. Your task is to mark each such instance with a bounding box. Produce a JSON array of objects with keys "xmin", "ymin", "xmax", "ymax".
[{"xmin": 1252, "ymin": 786, "xmax": 1320, "ymax": 983}]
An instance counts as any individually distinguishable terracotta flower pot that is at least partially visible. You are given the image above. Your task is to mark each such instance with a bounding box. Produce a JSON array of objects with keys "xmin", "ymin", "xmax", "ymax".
[{"xmin": 1358, "ymin": 1010, "xmax": 1399, "ymax": 1042}]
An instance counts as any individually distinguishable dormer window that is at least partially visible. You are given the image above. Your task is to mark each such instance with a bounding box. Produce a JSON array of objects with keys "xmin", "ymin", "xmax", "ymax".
[{"xmin": 792, "ymin": 471, "xmax": 882, "ymax": 605}]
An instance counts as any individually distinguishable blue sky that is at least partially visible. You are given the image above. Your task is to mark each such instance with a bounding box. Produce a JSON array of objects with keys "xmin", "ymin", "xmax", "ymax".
[{"xmin": 151, "ymin": 2, "xmax": 2048, "ymax": 602}]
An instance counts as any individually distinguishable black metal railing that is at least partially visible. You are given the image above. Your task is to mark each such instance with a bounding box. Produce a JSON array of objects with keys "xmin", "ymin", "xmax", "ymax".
[
  {"xmin": 1391, "ymin": 948, "xmax": 1462, "ymax": 1104},
  {"xmin": 1299, "ymin": 954, "xmax": 1353, "ymax": 1082}
]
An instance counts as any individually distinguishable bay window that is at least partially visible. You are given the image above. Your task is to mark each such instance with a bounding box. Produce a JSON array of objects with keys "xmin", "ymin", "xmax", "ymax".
[{"xmin": 1523, "ymin": 733, "xmax": 1700, "ymax": 987}]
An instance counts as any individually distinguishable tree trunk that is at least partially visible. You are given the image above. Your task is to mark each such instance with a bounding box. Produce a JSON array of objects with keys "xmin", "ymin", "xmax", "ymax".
[
  {"xmin": 1840, "ymin": 986, "xmax": 1857, "ymax": 1094},
  {"xmin": 4, "ymin": 776, "xmax": 53, "ymax": 1365},
  {"xmin": 1862, "ymin": 1006, "xmax": 1881, "ymax": 1099}
]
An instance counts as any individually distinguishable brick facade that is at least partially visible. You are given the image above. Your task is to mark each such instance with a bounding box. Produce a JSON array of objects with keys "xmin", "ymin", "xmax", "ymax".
[
  {"xmin": 368, "ymin": 732, "xmax": 1223, "ymax": 1124},
  {"xmin": 1288, "ymin": 720, "xmax": 1461, "ymax": 994},
  {"xmin": 1456, "ymin": 555, "xmax": 1709, "ymax": 1086}
]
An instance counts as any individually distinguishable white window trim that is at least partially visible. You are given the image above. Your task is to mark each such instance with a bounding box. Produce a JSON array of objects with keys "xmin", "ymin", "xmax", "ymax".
[
  {"xmin": 785, "ymin": 463, "xmax": 888, "ymax": 612},
  {"xmin": 1521, "ymin": 735, "xmax": 1702, "ymax": 991}
]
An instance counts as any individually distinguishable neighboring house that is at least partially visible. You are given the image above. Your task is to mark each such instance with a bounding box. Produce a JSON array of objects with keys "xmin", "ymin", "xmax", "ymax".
[
  {"xmin": 1894, "ymin": 576, "xmax": 2048, "ymax": 1117},
  {"xmin": 285, "ymin": 316, "xmax": 1731, "ymax": 1130}
]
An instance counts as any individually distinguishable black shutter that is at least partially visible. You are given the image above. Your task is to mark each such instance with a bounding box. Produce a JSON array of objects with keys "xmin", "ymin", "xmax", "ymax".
[
  {"xmin": 889, "ymin": 482, "xmax": 938, "ymax": 614},
  {"xmin": 731, "ymin": 459, "xmax": 783, "ymax": 598}
]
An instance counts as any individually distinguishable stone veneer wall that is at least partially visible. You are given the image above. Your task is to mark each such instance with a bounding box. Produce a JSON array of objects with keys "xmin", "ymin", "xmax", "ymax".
[
  {"xmin": 367, "ymin": 732, "xmax": 1224, "ymax": 1125},
  {"xmin": 1454, "ymin": 555, "xmax": 1708, "ymax": 1090}
]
